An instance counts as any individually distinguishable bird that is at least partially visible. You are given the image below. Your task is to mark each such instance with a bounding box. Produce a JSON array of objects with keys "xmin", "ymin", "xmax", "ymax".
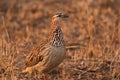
[{"xmin": 22, "ymin": 12, "xmax": 69, "ymax": 80}]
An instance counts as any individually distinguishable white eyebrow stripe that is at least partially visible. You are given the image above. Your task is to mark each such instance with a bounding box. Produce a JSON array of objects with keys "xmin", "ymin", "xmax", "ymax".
[{"xmin": 53, "ymin": 15, "xmax": 59, "ymax": 18}]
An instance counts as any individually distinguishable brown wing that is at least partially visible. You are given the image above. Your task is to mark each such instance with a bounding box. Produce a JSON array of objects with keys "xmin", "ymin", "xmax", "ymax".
[{"xmin": 25, "ymin": 40, "xmax": 48, "ymax": 67}]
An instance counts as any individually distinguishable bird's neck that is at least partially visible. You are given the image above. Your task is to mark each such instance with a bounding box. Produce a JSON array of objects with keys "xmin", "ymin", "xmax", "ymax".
[{"xmin": 48, "ymin": 20, "xmax": 65, "ymax": 47}]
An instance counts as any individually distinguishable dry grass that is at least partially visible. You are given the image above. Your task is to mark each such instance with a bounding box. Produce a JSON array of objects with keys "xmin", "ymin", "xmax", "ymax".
[{"xmin": 0, "ymin": 0, "xmax": 120, "ymax": 80}]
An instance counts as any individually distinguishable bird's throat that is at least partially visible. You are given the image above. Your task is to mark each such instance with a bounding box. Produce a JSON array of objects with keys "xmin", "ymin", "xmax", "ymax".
[{"xmin": 48, "ymin": 21, "xmax": 65, "ymax": 47}]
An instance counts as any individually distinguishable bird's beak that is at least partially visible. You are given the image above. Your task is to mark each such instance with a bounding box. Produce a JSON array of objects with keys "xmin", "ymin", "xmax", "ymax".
[{"xmin": 62, "ymin": 14, "xmax": 69, "ymax": 18}]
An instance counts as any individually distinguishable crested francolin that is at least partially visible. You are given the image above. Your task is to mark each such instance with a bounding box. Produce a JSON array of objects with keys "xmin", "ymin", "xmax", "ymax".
[{"xmin": 22, "ymin": 13, "xmax": 68, "ymax": 80}]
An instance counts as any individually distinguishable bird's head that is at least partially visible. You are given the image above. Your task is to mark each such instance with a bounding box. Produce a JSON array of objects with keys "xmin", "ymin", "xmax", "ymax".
[
  {"xmin": 52, "ymin": 13, "xmax": 69, "ymax": 24},
  {"xmin": 53, "ymin": 13, "xmax": 69, "ymax": 18}
]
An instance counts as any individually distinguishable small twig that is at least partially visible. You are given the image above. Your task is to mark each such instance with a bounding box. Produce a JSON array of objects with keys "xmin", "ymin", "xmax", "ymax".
[
  {"xmin": 66, "ymin": 45, "xmax": 81, "ymax": 49},
  {"xmin": 66, "ymin": 44, "xmax": 86, "ymax": 49},
  {"xmin": 2, "ymin": 16, "xmax": 11, "ymax": 43}
]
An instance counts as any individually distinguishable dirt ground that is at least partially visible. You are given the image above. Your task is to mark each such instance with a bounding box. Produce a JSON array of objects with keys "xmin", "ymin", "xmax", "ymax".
[{"xmin": 0, "ymin": 0, "xmax": 120, "ymax": 80}]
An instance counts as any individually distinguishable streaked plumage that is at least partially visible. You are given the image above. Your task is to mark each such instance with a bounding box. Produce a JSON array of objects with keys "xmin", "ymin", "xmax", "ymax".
[{"xmin": 22, "ymin": 13, "xmax": 68, "ymax": 76}]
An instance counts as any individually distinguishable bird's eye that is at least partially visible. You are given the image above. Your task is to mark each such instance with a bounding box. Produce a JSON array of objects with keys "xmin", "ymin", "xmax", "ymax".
[{"xmin": 57, "ymin": 14, "xmax": 62, "ymax": 17}]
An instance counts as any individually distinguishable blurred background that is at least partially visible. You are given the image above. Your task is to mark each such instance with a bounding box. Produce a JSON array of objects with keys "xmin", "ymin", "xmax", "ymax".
[{"xmin": 0, "ymin": 0, "xmax": 120, "ymax": 80}]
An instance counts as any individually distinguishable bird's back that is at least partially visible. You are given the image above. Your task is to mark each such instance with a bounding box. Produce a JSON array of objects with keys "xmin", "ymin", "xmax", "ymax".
[{"xmin": 25, "ymin": 40, "xmax": 49, "ymax": 67}]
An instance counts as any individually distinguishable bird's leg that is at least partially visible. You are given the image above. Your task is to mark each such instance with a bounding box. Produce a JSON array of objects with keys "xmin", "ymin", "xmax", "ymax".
[{"xmin": 43, "ymin": 73, "xmax": 47, "ymax": 80}]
